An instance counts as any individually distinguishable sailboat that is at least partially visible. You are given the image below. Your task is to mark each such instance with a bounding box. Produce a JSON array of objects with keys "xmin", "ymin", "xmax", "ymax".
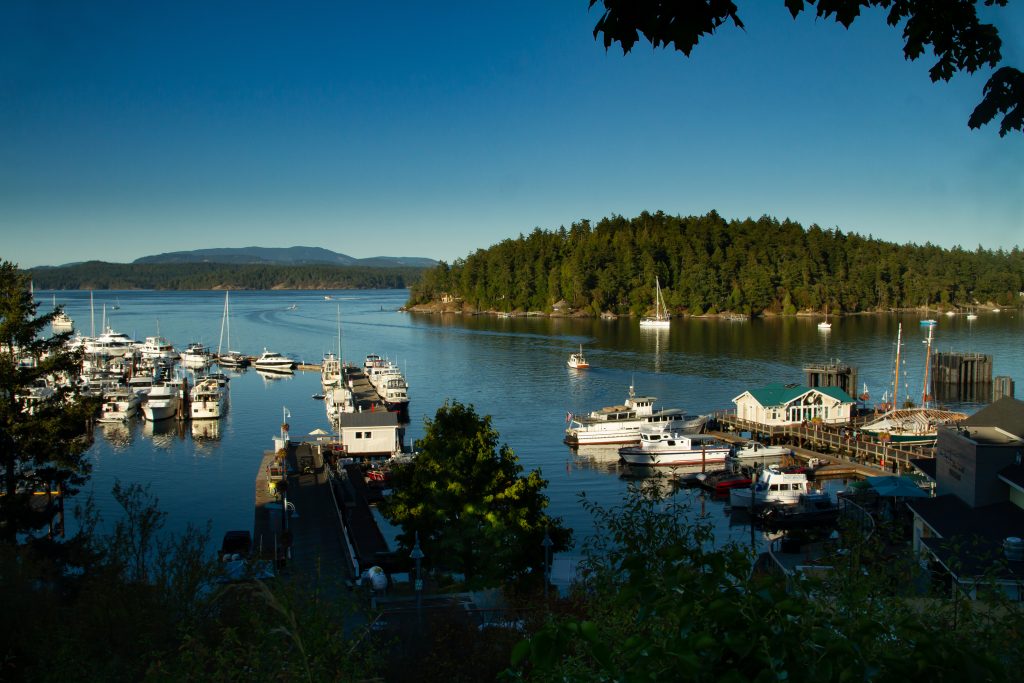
[
  {"xmin": 321, "ymin": 305, "xmax": 343, "ymax": 389},
  {"xmin": 639, "ymin": 276, "xmax": 671, "ymax": 329},
  {"xmin": 567, "ymin": 344, "xmax": 590, "ymax": 369},
  {"xmin": 216, "ymin": 291, "xmax": 250, "ymax": 368},
  {"xmin": 861, "ymin": 322, "xmax": 966, "ymax": 445},
  {"xmin": 817, "ymin": 303, "xmax": 832, "ymax": 330}
]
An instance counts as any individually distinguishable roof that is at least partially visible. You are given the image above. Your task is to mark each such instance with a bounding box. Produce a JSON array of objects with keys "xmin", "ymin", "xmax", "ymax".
[
  {"xmin": 737, "ymin": 383, "xmax": 854, "ymax": 407},
  {"xmin": 963, "ymin": 397, "xmax": 1024, "ymax": 439},
  {"xmin": 907, "ymin": 495, "xmax": 1024, "ymax": 542},
  {"xmin": 337, "ymin": 411, "xmax": 401, "ymax": 428}
]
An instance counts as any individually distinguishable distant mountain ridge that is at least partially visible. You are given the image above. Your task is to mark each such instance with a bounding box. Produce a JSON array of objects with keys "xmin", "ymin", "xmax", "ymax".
[{"xmin": 133, "ymin": 246, "xmax": 437, "ymax": 269}]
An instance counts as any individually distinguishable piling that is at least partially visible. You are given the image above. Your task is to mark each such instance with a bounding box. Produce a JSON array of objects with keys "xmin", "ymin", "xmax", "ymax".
[
  {"xmin": 930, "ymin": 351, "xmax": 992, "ymax": 404},
  {"xmin": 804, "ymin": 360, "xmax": 858, "ymax": 398}
]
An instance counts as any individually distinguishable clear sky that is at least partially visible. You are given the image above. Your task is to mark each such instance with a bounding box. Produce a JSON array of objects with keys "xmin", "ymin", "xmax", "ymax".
[{"xmin": 2, "ymin": 2, "xmax": 1022, "ymax": 269}]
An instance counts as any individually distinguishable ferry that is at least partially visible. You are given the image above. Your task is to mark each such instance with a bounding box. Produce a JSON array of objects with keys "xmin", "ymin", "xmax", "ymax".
[{"xmin": 565, "ymin": 385, "xmax": 707, "ymax": 446}]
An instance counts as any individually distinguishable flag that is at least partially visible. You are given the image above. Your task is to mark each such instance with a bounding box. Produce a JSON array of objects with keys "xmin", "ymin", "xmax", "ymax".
[
  {"xmin": 284, "ymin": 407, "xmax": 291, "ymax": 419},
  {"xmin": 565, "ymin": 411, "xmax": 572, "ymax": 424}
]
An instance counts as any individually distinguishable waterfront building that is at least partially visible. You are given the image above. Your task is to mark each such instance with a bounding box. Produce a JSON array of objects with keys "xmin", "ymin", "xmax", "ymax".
[
  {"xmin": 731, "ymin": 383, "xmax": 855, "ymax": 427},
  {"xmin": 907, "ymin": 398, "xmax": 1024, "ymax": 600},
  {"xmin": 337, "ymin": 411, "xmax": 405, "ymax": 458}
]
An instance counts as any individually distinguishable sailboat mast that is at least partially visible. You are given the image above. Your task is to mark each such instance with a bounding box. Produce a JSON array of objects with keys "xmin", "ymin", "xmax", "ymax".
[
  {"xmin": 217, "ymin": 291, "xmax": 228, "ymax": 357},
  {"xmin": 921, "ymin": 323, "xmax": 934, "ymax": 408},
  {"xmin": 892, "ymin": 322, "xmax": 902, "ymax": 409}
]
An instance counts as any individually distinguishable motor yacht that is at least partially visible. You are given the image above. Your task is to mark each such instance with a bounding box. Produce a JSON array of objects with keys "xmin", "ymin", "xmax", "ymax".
[
  {"xmin": 618, "ymin": 429, "xmax": 731, "ymax": 467},
  {"xmin": 141, "ymin": 383, "xmax": 181, "ymax": 421},
  {"xmin": 565, "ymin": 384, "xmax": 707, "ymax": 446},
  {"xmin": 190, "ymin": 377, "xmax": 228, "ymax": 420},
  {"xmin": 252, "ymin": 349, "xmax": 294, "ymax": 373},
  {"xmin": 729, "ymin": 466, "xmax": 810, "ymax": 509}
]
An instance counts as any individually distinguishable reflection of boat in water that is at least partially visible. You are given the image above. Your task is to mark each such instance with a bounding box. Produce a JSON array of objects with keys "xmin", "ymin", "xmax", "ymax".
[
  {"xmin": 191, "ymin": 419, "xmax": 221, "ymax": 441},
  {"xmin": 142, "ymin": 417, "xmax": 185, "ymax": 446},
  {"xmin": 99, "ymin": 420, "xmax": 133, "ymax": 446},
  {"xmin": 256, "ymin": 369, "xmax": 293, "ymax": 383}
]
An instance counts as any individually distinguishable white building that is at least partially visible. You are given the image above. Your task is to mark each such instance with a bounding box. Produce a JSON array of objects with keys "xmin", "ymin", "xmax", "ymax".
[
  {"xmin": 732, "ymin": 383, "xmax": 855, "ymax": 427},
  {"xmin": 337, "ymin": 410, "xmax": 405, "ymax": 458}
]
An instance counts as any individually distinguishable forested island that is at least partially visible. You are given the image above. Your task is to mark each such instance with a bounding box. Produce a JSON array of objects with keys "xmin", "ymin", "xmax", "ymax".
[
  {"xmin": 407, "ymin": 211, "xmax": 1024, "ymax": 317},
  {"xmin": 26, "ymin": 261, "xmax": 425, "ymax": 291}
]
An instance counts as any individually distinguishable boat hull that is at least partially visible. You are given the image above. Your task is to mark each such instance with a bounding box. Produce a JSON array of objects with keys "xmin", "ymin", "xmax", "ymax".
[{"xmin": 619, "ymin": 445, "xmax": 731, "ymax": 467}]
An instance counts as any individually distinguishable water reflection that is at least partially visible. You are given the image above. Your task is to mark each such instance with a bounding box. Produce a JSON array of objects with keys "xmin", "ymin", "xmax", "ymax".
[
  {"xmin": 142, "ymin": 418, "xmax": 186, "ymax": 447},
  {"xmin": 191, "ymin": 419, "xmax": 221, "ymax": 441},
  {"xmin": 256, "ymin": 369, "xmax": 293, "ymax": 385},
  {"xmin": 99, "ymin": 421, "xmax": 133, "ymax": 449}
]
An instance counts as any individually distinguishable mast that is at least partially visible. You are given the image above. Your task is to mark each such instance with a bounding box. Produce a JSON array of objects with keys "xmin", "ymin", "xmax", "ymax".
[
  {"xmin": 90, "ymin": 291, "xmax": 95, "ymax": 337},
  {"xmin": 217, "ymin": 291, "xmax": 228, "ymax": 357},
  {"xmin": 892, "ymin": 322, "xmax": 902, "ymax": 409},
  {"xmin": 921, "ymin": 323, "xmax": 934, "ymax": 408}
]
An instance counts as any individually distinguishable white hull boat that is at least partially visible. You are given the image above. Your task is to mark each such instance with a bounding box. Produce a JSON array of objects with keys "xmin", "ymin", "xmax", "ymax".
[
  {"xmin": 639, "ymin": 276, "xmax": 671, "ymax": 329},
  {"xmin": 728, "ymin": 441, "xmax": 793, "ymax": 462},
  {"xmin": 190, "ymin": 377, "xmax": 228, "ymax": 420},
  {"xmin": 567, "ymin": 344, "xmax": 590, "ymax": 369},
  {"xmin": 98, "ymin": 388, "xmax": 141, "ymax": 422},
  {"xmin": 142, "ymin": 383, "xmax": 180, "ymax": 421},
  {"xmin": 618, "ymin": 431, "xmax": 731, "ymax": 467},
  {"xmin": 565, "ymin": 384, "xmax": 707, "ymax": 446},
  {"xmin": 729, "ymin": 466, "xmax": 810, "ymax": 509},
  {"xmin": 253, "ymin": 349, "xmax": 294, "ymax": 373}
]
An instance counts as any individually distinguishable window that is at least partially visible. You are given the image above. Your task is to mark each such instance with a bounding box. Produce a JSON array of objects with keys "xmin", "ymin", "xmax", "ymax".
[{"xmin": 355, "ymin": 432, "xmax": 362, "ymax": 439}]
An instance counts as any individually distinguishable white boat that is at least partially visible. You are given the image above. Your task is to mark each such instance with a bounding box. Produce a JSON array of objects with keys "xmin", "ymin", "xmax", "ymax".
[
  {"xmin": 322, "ymin": 305, "xmax": 343, "ymax": 389},
  {"xmin": 180, "ymin": 342, "xmax": 213, "ymax": 368},
  {"xmin": 84, "ymin": 327, "xmax": 136, "ymax": 357},
  {"xmin": 639, "ymin": 276, "xmax": 671, "ymax": 329},
  {"xmin": 98, "ymin": 387, "xmax": 141, "ymax": 422},
  {"xmin": 817, "ymin": 304, "xmax": 832, "ymax": 330},
  {"xmin": 567, "ymin": 344, "xmax": 590, "ymax": 369},
  {"xmin": 50, "ymin": 296, "xmax": 74, "ymax": 333},
  {"xmin": 565, "ymin": 385, "xmax": 707, "ymax": 446},
  {"xmin": 139, "ymin": 335, "xmax": 178, "ymax": 363},
  {"xmin": 253, "ymin": 349, "xmax": 294, "ymax": 373},
  {"xmin": 729, "ymin": 466, "xmax": 811, "ymax": 509},
  {"xmin": 325, "ymin": 385, "xmax": 355, "ymax": 420},
  {"xmin": 141, "ymin": 383, "xmax": 181, "ymax": 421},
  {"xmin": 216, "ymin": 291, "xmax": 250, "ymax": 368},
  {"xmin": 920, "ymin": 319, "xmax": 937, "ymax": 326},
  {"xmin": 189, "ymin": 377, "xmax": 228, "ymax": 420},
  {"xmin": 379, "ymin": 375, "xmax": 410, "ymax": 418},
  {"xmin": 618, "ymin": 430, "xmax": 731, "ymax": 467},
  {"xmin": 966, "ymin": 311, "xmax": 978, "ymax": 321},
  {"xmin": 729, "ymin": 441, "xmax": 793, "ymax": 463}
]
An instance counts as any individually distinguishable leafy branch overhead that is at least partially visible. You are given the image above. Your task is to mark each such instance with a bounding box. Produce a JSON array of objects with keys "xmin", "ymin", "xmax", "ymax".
[{"xmin": 590, "ymin": 0, "xmax": 1023, "ymax": 136}]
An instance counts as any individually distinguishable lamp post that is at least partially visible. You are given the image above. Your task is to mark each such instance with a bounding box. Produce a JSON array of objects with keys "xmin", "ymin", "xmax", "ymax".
[
  {"xmin": 410, "ymin": 532, "xmax": 425, "ymax": 618},
  {"xmin": 542, "ymin": 528, "xmax": 553, "ymax": 602}
]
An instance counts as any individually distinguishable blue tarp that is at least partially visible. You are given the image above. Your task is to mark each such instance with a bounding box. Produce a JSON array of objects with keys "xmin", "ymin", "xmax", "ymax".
[{"xmin": 865, "ymin": 475, "xmax": 930, "ymax": 498}]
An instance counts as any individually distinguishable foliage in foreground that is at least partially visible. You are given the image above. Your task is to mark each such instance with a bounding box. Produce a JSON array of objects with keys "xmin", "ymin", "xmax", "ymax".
[
  {"xmin": 508, "ymin": 488, "xmax": 1024, "ymax": 682},
  {"xmin": 0, "ymin": 482, "xmax": 382, "ymax": 682},
  {"xmin": 379, "ymin": 401, "xmax": 571, "ymax": 590}
]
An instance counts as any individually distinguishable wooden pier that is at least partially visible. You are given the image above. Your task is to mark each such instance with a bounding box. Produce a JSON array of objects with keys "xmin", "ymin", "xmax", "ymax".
[{"xmin": 712, "ymin": 411, "xmax": 930, "ymax": 475}]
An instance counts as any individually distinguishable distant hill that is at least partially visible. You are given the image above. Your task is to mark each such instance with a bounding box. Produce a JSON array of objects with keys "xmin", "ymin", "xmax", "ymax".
[{"xmin": 133, "ymin": 246, "xmax": 438, "ymax": 269}]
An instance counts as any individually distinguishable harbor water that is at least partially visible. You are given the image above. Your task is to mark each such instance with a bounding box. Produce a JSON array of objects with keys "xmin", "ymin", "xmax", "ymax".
[{"xmin": 47, "ymin": 289, "xmax": 1024, "ymax": 575}]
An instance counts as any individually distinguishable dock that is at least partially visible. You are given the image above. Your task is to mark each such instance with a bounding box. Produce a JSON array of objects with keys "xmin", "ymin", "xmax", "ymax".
[{"xmin": 711, "ymin": 412, "xmax": 930, "ymax": 475}]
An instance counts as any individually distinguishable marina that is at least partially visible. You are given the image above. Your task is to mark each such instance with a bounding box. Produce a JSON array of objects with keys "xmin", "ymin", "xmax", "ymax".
[{"xmin": 37, "ymin": 288, "xmax": 1020, "ymax": 585}]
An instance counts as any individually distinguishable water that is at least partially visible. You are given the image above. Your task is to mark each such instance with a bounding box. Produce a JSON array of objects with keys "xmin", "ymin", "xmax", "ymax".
[{"xmin": 45, "ymin": 290, "xmax": 1024, "ymax": 573}]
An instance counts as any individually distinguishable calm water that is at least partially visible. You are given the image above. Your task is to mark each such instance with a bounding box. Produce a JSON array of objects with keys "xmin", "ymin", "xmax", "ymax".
[{"xmin": 44, "ymin": 290, "xmax": 1024, "ymax": 573}]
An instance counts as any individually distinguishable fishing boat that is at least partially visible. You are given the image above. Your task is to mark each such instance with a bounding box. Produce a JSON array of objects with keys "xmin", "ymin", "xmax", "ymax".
[
  {"xmin": 253, "ymin": 349, "xmax": 295, "ymax": 374},
  {"xmin": 216, "ymin": 291, "xmax": 250, "ymax": 368},
  {"xmin": 618, "ymin": 429, "xmax": 731, "ymax": 467},
  {"xmin": 729, "ymin": 466, "xmax": 811, "ymax": 509},
  {"xmin": 639, "ymin": 276, "xmax": 671, "ymax": 329},
  {"xmin": 567, "ymin": 344, "xmax": 590, "ymax": 369},
  {"xmin": 565, "ymin": 384, "xmax": 707, "ymax": 446}
]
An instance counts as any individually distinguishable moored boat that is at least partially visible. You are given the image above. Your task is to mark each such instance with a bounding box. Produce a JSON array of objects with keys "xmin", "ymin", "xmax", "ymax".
[
  {"xmin": 98, "ymin": 387, "xmax": 141, "ymax": 422},
  {"xmin": 190, "ymin": 377, "xmax": 228, "ymax": 419},
  {"xmin": 639, "ymin": 276, "xmax": 670, "ymax": 329},
  {"xmin": 728, "ymin": 441, "xmax": 792, "ymax": 463},
  {"xmin": 618, "ymin": 429, "xmax": 731, "ymax": 467},
  {"xmin": 141, "ymin": 383, "xmax": 181, "ymax": 421},
  {"xmin": 729, "ymin": 466, "xmax": 811, "ymax": 509},
  {"xmin": 565, "ymin": 385, "xmax": 707, "ymax": 446}
]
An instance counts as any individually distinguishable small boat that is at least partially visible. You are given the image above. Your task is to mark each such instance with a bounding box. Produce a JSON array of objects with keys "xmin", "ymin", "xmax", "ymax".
[
  {"xmin": 311, "ymin": 393, "xmax": 326, "ymax": 400},
  {"xmin": 729, "ymin": 465, "xmax": 811, "ymax": 509},
  {"xmin": 287, "ymin": 304, "xmax": 298, "ymax": 311},
  {"xmin": 565, "ymin": 384, "xmax": 707, "ymax": 446},
  {"xmin": 920, "ymin": 319, "xmax": 937, "ymax": 326},
  {"xmin": 618, "ymin": 430, "xmax": 731, "ymax": 467},
  {"xmin": 639, "ymin": 276, "xmax": 671, "ymax": 329},
  {"xmin": 817, "ymin": 304, "xmax": 832, "ymax": 330},
  {"xmin": 728, "ymin": 441, "xmax": 792, "ymax": 463},
  {"xmin": 966, "ymin": 311, "xmax": 978, "ymax": 321},
  {"xmin": 567, "ymin": 344, "xmax": 590, "ymax": 369},
  {"xmin": 253, "ymin": 349, "xmax": 295, "ymax": 373},
  {"xmin": 216, "ymin": 291, "xmax": 250, "ymax": 367}
]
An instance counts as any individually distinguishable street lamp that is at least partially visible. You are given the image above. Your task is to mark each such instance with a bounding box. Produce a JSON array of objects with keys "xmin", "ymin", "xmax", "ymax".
[
  {"xmin": 541, "ymin": 528, "xmax": 553, "ymax": 601},
  {"xmin": 410, "ymin": 532, "xmax": 425, "ymax": 616}
]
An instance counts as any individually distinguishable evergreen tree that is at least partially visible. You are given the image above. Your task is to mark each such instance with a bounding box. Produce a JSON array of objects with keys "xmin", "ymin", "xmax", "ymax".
[{"xmin": 0, "ymin": 261, "xmax": 97, "ymax": 545}]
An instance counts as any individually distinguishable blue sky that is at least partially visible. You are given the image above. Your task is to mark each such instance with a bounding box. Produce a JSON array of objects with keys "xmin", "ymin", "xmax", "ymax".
[{"xmin": 2, "ymin": 1, "xmax": 1021, "ymax": 269}]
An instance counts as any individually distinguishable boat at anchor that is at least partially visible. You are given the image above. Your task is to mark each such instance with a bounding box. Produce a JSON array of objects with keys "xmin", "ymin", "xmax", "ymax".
[{"xmin": 565, "ymin": 384, "xmax": 707, "ymax": 446}]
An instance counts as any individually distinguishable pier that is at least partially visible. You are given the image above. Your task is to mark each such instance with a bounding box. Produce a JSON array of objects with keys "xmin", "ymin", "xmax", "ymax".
[{"xmin": 712, "ymin": 411, "xmax": 929, "ymax": 475}]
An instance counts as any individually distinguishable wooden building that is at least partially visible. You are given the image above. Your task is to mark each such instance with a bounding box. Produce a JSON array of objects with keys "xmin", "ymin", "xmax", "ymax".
[{"xmin": 732, "ymin": 383, "xmax": 855, "ymax": 427}]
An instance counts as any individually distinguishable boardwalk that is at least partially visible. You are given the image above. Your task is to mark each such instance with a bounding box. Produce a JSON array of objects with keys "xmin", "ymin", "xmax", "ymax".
[{"xmin": 713, "ymin": 411, "xmax": 931, "ymax": 475}]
